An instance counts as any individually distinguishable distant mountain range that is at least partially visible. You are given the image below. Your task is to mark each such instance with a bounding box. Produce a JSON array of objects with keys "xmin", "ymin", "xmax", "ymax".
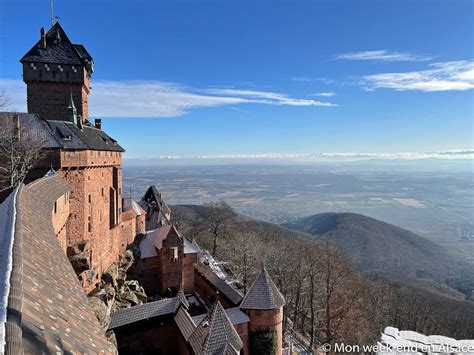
[{"xmin": 283, "ymin": 212, "xmax": 472, "ymax": 299}]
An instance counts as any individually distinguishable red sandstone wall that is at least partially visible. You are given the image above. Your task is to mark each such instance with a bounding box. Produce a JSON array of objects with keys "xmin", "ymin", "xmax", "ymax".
[
  {"xmin": 182, "ymin": 253, "xmax": 197, "ymax": 294},
  {"xmin": 247, "ymin": 308, "xmax": 283, "ymax": 354},
  {"xmin": 136, "ymin": 214, "xmax": 146, "ymax": 236},
  {"xmin": 56, "ymin": 150, "xmax": 125, "ymax": 291},
  {"xmin": 134, "ymin": 256, "xmax": 161, "ymax": 296},
  {"xmin": 51, "ymin": 192, "xmax": 70, "ymax": 253},
  {"xmin": 193, "ymin": 271, "xmax": 233, "ymax": 309},
  {"xmin": 234, "ymin": 322, "xmax": 250, "ymax": 355},
  {"xmin": 158, "ymin": 229, "xmax": 184, "ymax": 295}
]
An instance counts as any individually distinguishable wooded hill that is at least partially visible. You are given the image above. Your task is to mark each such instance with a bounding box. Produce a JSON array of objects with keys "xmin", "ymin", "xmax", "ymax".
[{"xmin": 172, "ymin": 204, "xmax": 474, "ymax": 346}]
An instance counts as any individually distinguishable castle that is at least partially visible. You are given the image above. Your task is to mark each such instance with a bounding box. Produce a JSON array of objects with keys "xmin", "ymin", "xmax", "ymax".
[{"xmin": 0, "ymin": 23, "xmax": 285, "ymax": 354}]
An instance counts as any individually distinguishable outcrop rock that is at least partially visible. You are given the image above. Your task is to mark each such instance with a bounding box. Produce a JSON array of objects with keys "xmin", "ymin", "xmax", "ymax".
[
  {"xmin": 88, "ymin": 296, "xmax": 110, "ymax": 327},
  {"xmin": 102, "ymin": 263, "xmax": 119, "ymax": 287}
]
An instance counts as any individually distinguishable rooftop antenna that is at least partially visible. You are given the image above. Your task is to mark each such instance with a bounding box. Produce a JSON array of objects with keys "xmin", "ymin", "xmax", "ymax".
[{"xmin": 50, "ymin": 0, "xmax": 60, "ymax": 26}]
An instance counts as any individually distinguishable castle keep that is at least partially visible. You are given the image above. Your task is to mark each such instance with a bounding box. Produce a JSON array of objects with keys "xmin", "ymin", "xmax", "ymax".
[{"xmin": 0, "ymin": 22, "xmax": 286, "ymax": 354}]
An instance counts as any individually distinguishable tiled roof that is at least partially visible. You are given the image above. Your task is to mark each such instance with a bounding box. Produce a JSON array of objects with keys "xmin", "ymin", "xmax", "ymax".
[
  {"xmin": 184, "ymin": 238, "xmax": 200, "ymax": 254},
  {"xmin": 154, "ymin": 224, "xmax": 172, "ymax": 249},
  {"xmin": 194, "ymin": 263, "xmax": 243, "ymax": 306},
  {"xmin": 21, "ymin": 22, "xmax": 93, "ymax": 70},
  {"xmin": 174, "ymin": 305, "xmax": 196, "ymax": 341},
  {"xmin": 139, "ymin": 228, "xmax": 159, "ymax": 258},
  {"xmin": 188, "ymin": 301, "xmax": 243, "ymax": 355},
  {"xmin": 192, "ymin": 307, "xmax": 249, "ymax": 326},
  {"xmin": 240, "ymin": 267, "xmax": 285, "ymax": 310},
  {"xmin": 2, "ymin": 175, "xmax": 113, "ymax": 353},
  {"xmin": 123, "ymin": 198, "xmax": 145, "ymax": 216},
  {"xmin": 0, "ymin": 112, "xmax": 124, "ymax": 152},
  {"xmin": 108, "ymin": 297, "xmax": 179, "ymax": 330}
]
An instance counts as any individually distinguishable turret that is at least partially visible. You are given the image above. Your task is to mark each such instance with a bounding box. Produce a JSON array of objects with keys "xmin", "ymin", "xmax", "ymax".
[
  {"xmin": 66, "ymin": 93, "xmax": 77, "ymax": 125},
  {"xmin": 20, "ymin": 22, "xmax": 93, "ymax": 121},
  {"xmin": 240, "ymin": 266, "xmax": 285, "ymax": 354}
]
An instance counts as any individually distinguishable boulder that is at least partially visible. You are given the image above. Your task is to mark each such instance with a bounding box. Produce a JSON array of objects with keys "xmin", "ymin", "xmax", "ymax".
[
  {"xmin": 88, "ymin": 296, "xmax": 110, "ymax": 327},
  {"xmin": 68, "ymin": 250, "xmax": 91, "ymax": 273},
  {"xmin": 67, "ymin": 240, "xmax": 90, "ymax": 257},
  {"xmin": 102, "ymin": 262, "xmax": 119, "ymax": 287}
]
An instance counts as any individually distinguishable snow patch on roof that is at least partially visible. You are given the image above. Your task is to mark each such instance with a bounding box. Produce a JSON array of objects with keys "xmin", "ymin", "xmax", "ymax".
[
  {"xmin": 139, "ymin": 228, "xmax": 159, "ymax": 258},
  {"xmin": 0, "ymin": 187, "xmax": 19, "ymax": 351}
]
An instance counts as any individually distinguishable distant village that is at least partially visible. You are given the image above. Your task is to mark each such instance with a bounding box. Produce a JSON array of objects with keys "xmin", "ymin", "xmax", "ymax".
[{"xmin": 0, "ymin": 23, "xmax": 288, "ymax": 354}]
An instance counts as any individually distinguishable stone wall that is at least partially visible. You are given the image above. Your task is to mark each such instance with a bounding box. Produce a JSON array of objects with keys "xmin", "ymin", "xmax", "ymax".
[
  {"xmin": 182, "ymin": 252, "xmax": 197, "ymax": 294},
  {"xmin": 23, "ymin": 63, "xmax": 90, "ymax": 120},
  {"xmin": 193, "ymin": 271, "xmax": 234, "ymax": 309},
  {"xmin": 247, "ymin": 308, "xmax": 283, "ymax": 355},
  {"xmin": 234, "ymin": 322, "xmax": 250, "ymax": 355},
  {"xmin": 158, "ymin": 229, "xmax": 184, "ymax": 295},
  {"xmin": 51, "ymin": 191, "xmax": 70, "ymax": 252}
]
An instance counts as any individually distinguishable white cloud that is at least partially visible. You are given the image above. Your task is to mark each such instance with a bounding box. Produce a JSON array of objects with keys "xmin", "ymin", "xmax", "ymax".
[
  {"xmin": 206, "ymin": 88, "xmax": 337, "ymax": 107},
  {"xmin": 311, "ymin": 92, "xmax": 335, "ymax": 97},
  {"xmin": 337, "ymin": 50, "xmax": 432, "ymax": 62},
  {"xmin": 0, "ymin": 79, "xmax": 337, "ymax": 118},
  {"xmin": 125, "ymin": 149, "xmax": 474, "ymax": 161},
  {"xmin": 362, "ymin": 60, "xmax": 474, "ymax": 92}
]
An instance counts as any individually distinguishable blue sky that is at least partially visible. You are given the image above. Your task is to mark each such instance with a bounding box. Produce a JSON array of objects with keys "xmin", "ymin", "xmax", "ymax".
[{"xmin": 0, "ymin": 0, "xmax": 473, "ymax": 160}]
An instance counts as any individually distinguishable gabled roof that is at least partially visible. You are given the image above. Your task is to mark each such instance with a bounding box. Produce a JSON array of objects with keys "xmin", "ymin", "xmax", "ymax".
[
  {"xmin": 188, "ymin": 301, "xmax": 243, "ymax": 355},
  {"xmin": 0, "ymin": 113, "xmax": 124, "ymax": 152},
  {"xmin": 240, "ymin": 267, "xmax": 285, "ymax": 310},
  {"xmin": 1, "ymin": 176, "xmax": 113, "ymax": 353},
  {"xmin": 108, "ymin": 297, "xmax": 180, "ymax": 330},
  {"xmin": 21, "ymin": 22, "xmax": 93, "ymax": 71},
  {"xmin": 194, "ymin": 263, "xmax": 243, "ymax": 306},
  {"xmin": 141, "ymin": 185, "xmax": 172, "ymax": 215},
  {"xmin": 192, "ymin": 307, "xmax": 249, "ymax": 326}
]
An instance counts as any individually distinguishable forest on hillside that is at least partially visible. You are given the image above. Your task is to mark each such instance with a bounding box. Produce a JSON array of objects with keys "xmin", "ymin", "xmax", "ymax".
[{"xmin": 172, "ymin": 203, "xmax": 474, "ymax": 348}]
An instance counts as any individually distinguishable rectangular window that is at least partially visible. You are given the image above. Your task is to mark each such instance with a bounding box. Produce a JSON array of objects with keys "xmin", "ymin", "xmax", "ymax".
[{"xmin": 54, "ymin": 201, "xmax": 57, "ymax": 214}]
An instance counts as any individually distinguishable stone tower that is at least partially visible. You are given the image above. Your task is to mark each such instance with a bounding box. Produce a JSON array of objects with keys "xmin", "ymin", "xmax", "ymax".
[
  {"xmin": 240, "ymin": 266, "xmax": 286, "ymax": 354},
  {"xmin": 19, "ymin": 23, "xmax": 128, "ymax": 292},
  {"xmin": 21, "ymin": 22, "xmax": 93, "ymax": 121}
]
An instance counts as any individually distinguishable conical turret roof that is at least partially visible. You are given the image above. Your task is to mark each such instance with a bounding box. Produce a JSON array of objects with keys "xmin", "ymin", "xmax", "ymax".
[{"xmin": 240, "ymin": 266, "xmax": 285, "ymax": 310}]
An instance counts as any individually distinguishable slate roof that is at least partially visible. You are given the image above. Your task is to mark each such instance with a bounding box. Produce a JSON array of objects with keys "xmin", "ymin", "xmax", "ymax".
[
  {"xmin": 240, "ymin": 267, "xmax": 285, "ymax": 310},
  {"xmin": 1, "ymin": 175, "xmax": 113, "ymax": 353},
  {"xmin": 108, "ymin": 297, "xmax": 179, "ymax": 330},
  {"xmin": 194, "ymin": 263, "xmax": 243, "ymax": 306},
  {"xmin": 0, "ymin": 112, "xmax": 124, "ymax": 152},
  {"xmin": 21, "ymin": 22, "xmax": 93, "ymax": 71},
  {"xmin": 192, "ymin": 307, "xmax": 250, "ymax": 326},
  {"xmin": 188, "ymin": 301, "xmax": 242, "ymax": 355},
  {"xmin": 141, "ymin": 185, "xmax": 172, "ymax": 215},
  {"xmin": 174, "ymin": 305, "xmax": 197, "ymax": 341}
]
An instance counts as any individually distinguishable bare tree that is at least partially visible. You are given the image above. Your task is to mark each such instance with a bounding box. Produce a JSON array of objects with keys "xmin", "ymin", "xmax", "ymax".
[
  {"xmin": 0, "ymin": 89, "xmax": 9, "ymax": 110},
  {"xmin": 0, "ymin": 113, "xmax": 45, "ymax": 191},
  {"xmin": 201, "ymin": 201, "xmax": 234, "ymax": 256}
]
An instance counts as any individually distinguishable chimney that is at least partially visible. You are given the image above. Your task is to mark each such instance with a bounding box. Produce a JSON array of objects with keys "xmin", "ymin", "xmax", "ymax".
[
  {"xmin": 39, "ymin": 27, "xmax": 46, "ymax": 49},
  {"xmin": 94, "ymin": 118, "xmax": 102, "ymax": 129},
  {"xmin": 77, "ymin": 115, "xmax": 83, "ymax": 130},
  {"xmin": 12, "ymin": 113, "xmax": 20, "ymax": 141}
]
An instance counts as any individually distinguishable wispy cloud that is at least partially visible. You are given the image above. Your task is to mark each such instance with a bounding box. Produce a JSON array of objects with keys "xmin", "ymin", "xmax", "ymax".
[
  {"xmin": 0, "ymin": 79, "xmax": 337, "ymax": 118},
  {"xmin": 361, "ymin": 60, "xmax": 474, "ymax": 92},
  {"xmin": 311, "ymin": 92, "xmax": 335, "ymax": 97},
  {"xmin": 125, "ymin": 149, "xmax": 474, "ymax": 161},
  {"xmin": 338, "ymin": 50, "xmax": 432, "ymax": 62},
  {"xmin": 291, "ymin": 77, "xmax": 336, "ymax": 84},
  {"xmin": 206, "ymin": 88, "xmax": 337, "ymax": 107}
]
